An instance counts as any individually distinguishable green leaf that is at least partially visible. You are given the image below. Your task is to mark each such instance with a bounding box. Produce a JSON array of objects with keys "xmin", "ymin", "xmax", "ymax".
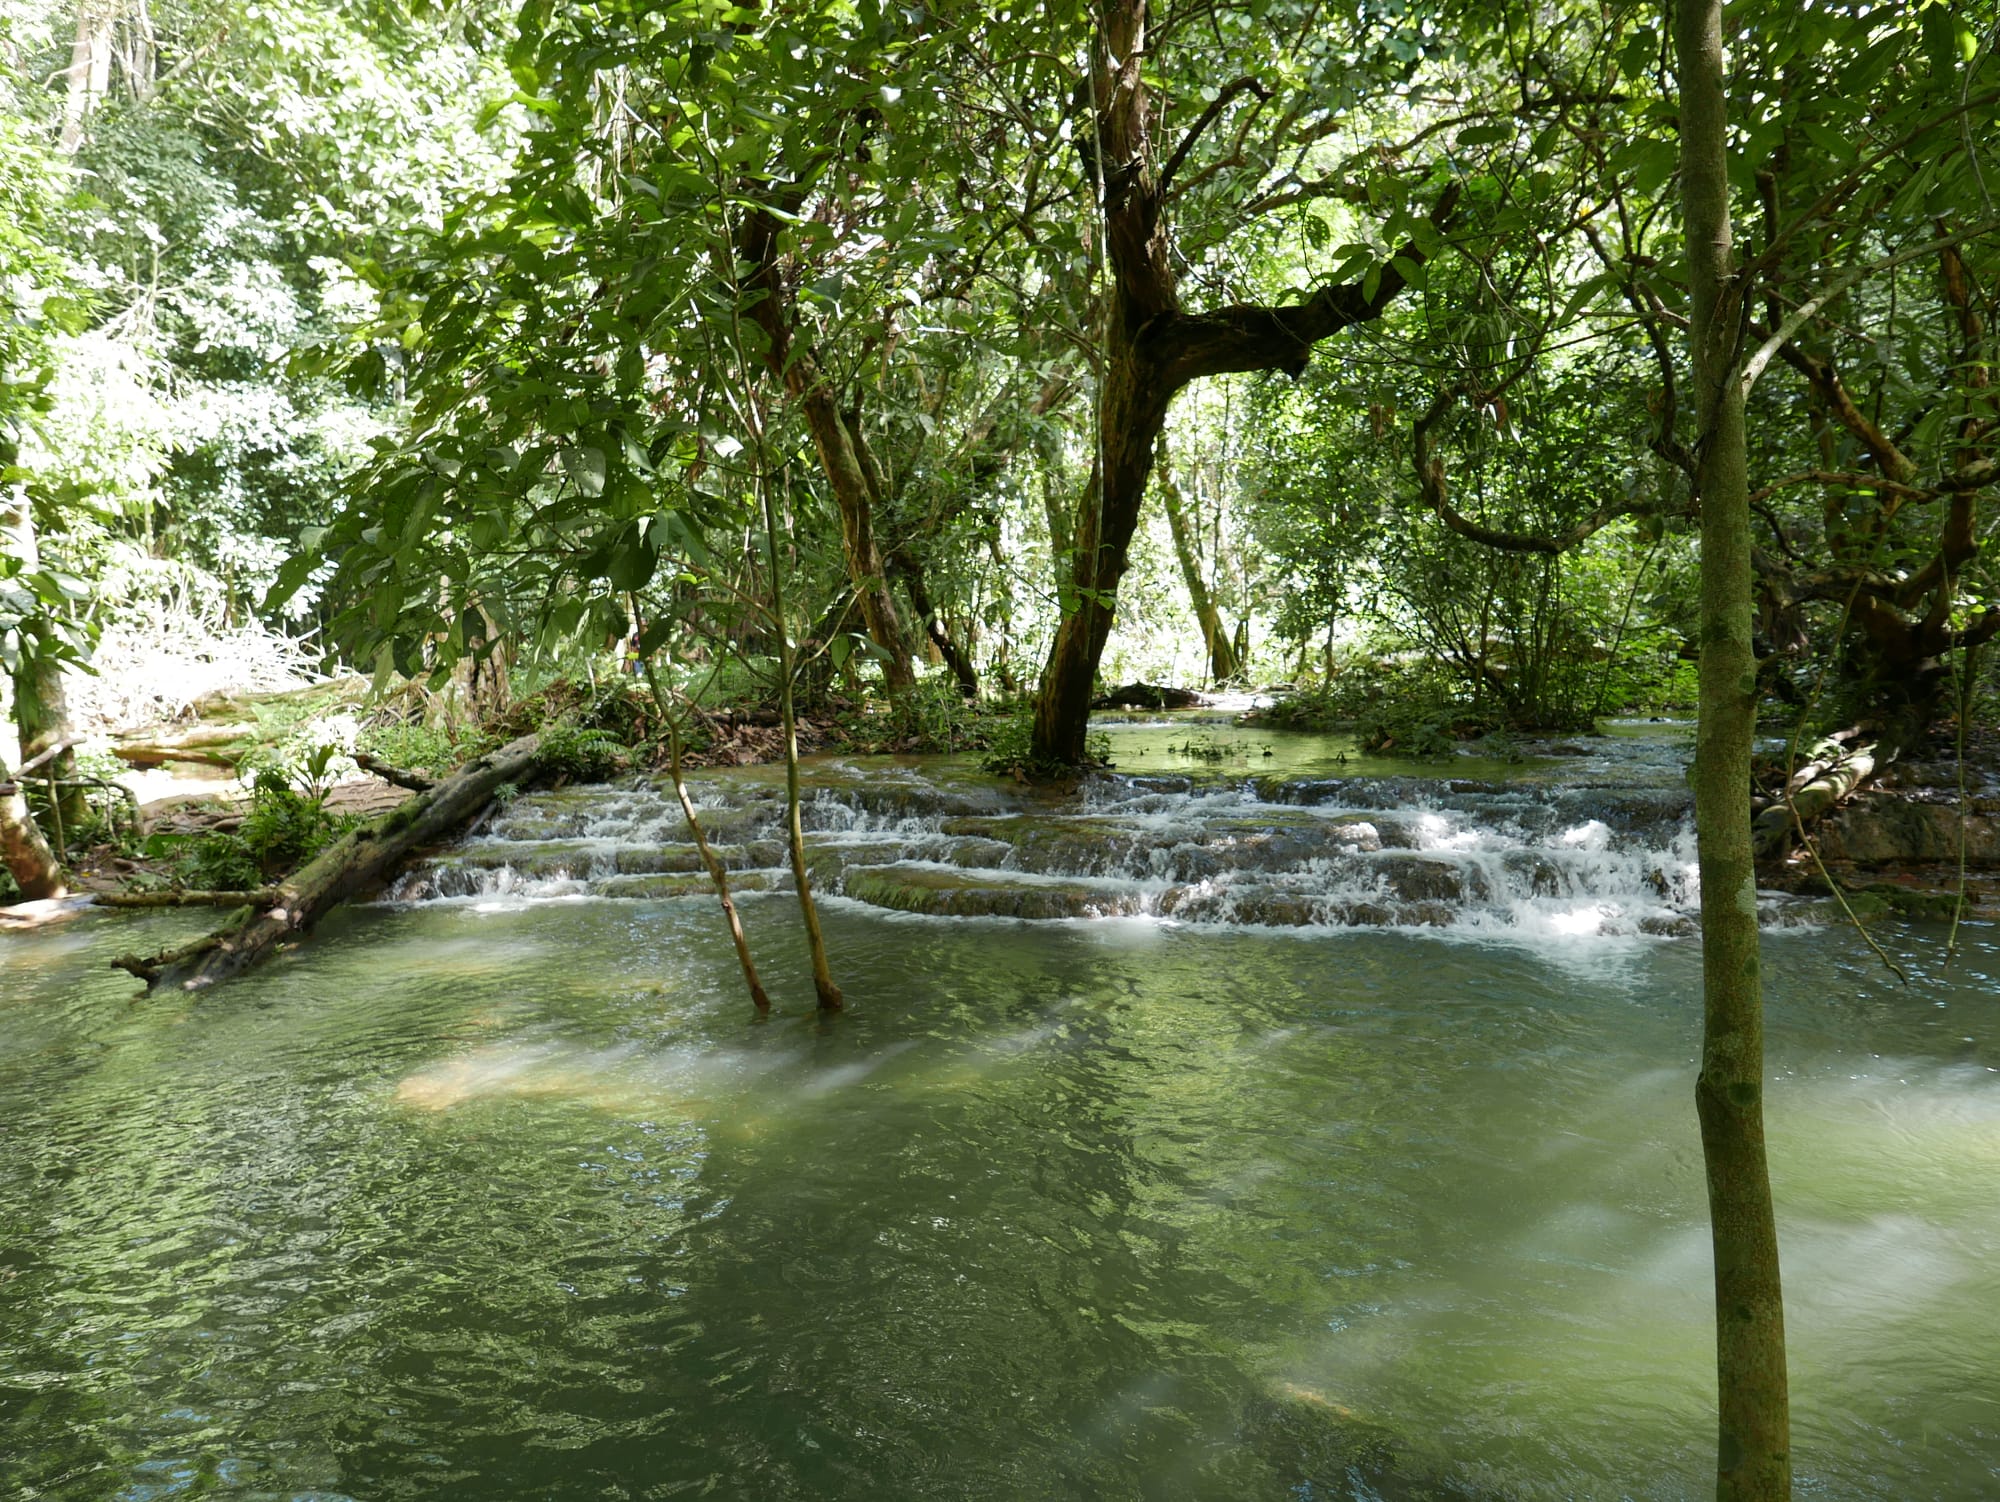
[{"xmin": 560, "ymin": 445, "xmax": 608, "ymax": 496}]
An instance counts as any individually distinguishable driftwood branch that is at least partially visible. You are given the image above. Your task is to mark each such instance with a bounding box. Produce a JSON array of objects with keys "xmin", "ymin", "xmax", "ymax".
[
  {"xmin": 117, "ymin": 732, "xmax": 542, "ymax": 992},
  {"xmin": 113, "ymin": 930, "xmax": 229, "ymax": 984},
  {"xmin": 17, "ymin": 736, "xmax": 82, "ymax": 776},
  {"xmin": 353, "ymin": 752, "xmax": 437, "ymax": 792},
  {"xmin": 1753, "ymin": 736, "xmax": 1877, "ymax": 861}
]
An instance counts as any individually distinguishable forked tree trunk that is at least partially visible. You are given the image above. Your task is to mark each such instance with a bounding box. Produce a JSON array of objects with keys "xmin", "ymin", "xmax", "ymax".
[
  {"xmin": 793, "ymin": 381, "xmax": 918, "ymax": 692},
  {"xmin": 1028, "ymin": 0, "xmax": 1456, "ymax": 768},
  {"xmin": 114, "ymin": 733, "xmax": 542, "ymax": 991},
  {"xmin": 736, "ymin": 205, "xmax": 917, "ymax": 693},
  {"xmin": 1676, "ymin": 1, "xmax": 1792, "ymax": 1495}
]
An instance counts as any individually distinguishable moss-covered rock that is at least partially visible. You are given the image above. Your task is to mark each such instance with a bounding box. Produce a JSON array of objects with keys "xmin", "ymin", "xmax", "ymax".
[
  {"xmin": 840, "ymin": 863, "xmax": 1146, "ymax": 919},
  {"xmin": 591, "ymin": 870, "xmax": 778, "ymax": 900}
]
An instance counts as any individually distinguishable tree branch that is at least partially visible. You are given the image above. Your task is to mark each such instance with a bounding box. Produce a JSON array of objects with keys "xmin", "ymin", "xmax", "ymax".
[
  {"xmin": 1149, "ymin": 180, "xmax": 1462, "ymax": 387},
  {"xmin": 1159, "ymin": 76, "xmax": 1270, "ymax": 198},
  {"xmin": 1737, "ymin": 220, "xmax": 2000, "ymax": 398}
]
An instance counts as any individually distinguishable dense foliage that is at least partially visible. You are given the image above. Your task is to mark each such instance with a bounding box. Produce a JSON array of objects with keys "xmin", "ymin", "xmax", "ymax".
[{"xmin": 2, "ymin": 0, "xmax": 1994, "ymax": 763}]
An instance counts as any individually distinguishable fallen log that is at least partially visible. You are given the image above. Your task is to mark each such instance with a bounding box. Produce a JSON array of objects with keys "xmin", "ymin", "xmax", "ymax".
[
  {"xmin": 115, "ymin": 732, "xmax": 541, "ymax": 991},
  {"xmin": 112, "ymin": 723, "xmax": 258, "ymax": 769},
  {"xmin": 99, "ymin": 887, "xmax": 281, "ymax": 909},
  {"xmin": 1753, "ymin": 736, "xmax": 1878, "ymax": 860},
  {"xmin": 1090, "ymin": 682, "xmax": 1205, "ymax": 711}
]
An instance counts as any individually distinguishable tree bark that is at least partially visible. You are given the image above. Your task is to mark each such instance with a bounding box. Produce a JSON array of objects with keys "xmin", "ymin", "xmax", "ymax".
[
  {"xmin": 115, "ymin": 733, "xmax": 542, "ymax": 991},
  {"xmin": 1157, "ymin": 441, "xmax": 1238, "ymax": 683},
  {"xmin": 0, "ymin": 752, "xmax": 66, "ymax": 900},
  {"xmin": 98, "ymin": 887, "xmax": 280, "ymax": 908},
  {"xmin": 736, "ymin": 209, "xmax": 917, "ymax": 691},
  {"xmin": 58, "ymin": 0, "xmax": 114, "ymax": 154},
  {"xmin": 4, "ymin": 496, "xmax": 85, "ymax": 839},
  {"xmin": 794, "ymin": 379, "xmax": 918, "ymax": 691},
  {"xmin": 110, "ymin": 723, "xmax": 256, "ymax": 768},
  {"xmin": 1676, "ymin": 1, "xmax": 1792, "ymax": 1495},
  {"xmin": 888, "ymin": 545, "xmax": 979, "ymax": 698}
]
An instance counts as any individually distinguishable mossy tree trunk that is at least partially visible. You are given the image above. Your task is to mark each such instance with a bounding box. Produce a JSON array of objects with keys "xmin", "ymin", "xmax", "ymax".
[
  {"xmin": 4, "ymin": 495, "xmax": 84, "ymax": 843},
  {"xmin": 1675, "ymin": 1, "xmax": 1791, "ymax": 1495},
  {"xmin": 736, "ymin": 207, "xmax": 917, "ymax": 694}
]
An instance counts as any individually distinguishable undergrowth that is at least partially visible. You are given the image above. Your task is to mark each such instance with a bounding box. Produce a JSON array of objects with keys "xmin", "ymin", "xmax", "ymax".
[
  {"xmin": 979, "ymin": 707, "xmax": 1113, "ymax": 780},
  {"xmin": 145, "ymin": 749, "xmax": 357, "ymax": 889}
]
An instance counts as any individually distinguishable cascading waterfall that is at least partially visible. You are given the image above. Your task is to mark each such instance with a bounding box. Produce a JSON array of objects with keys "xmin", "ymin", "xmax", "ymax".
[{"xmin": 387, "ymin": 761, "xmax": 1829, "ymax": 939}]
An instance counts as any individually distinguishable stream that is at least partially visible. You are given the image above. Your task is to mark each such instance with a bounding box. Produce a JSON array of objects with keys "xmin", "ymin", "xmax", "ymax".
[{"xmin": 3, "ymin": 724, "xmax": 1997, "ymax": 1499}]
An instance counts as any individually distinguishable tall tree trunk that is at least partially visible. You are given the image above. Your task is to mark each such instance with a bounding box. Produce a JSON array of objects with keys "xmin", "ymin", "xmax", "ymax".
[
  {"xmin": 792, "ymin": 379, "xmax": 917, "ymax": 691},
  {"xmin": 841, "ymin": 407, "xmax": 982, "ymax": 700},
  {"xmin": 735, "ymin": 208, "xmax": 917, "ymax": 693},
  {"xmin": 1026, "ymin": 0, "xmax": 1456, "ymax": 768},
  {"xmin": 888, "ymin": 545, "xmax": 979, "ymax": 699},
  {"xmin": 0, "ymin": 752, "xmax": 66, "ymax": 900},
  {"xmin": 58, "ymin": 0, "xmax": 114, "ymax": 154},
  {"xmin": 1156, "ymin": 440, "xmax": 1238, "ymax": 684},
  {"xmin": 1676, "ymin": 1, "xmax": 1792, "ymax": 1496},
  {"xmin": 1033, "ymin": 336, "xmax": 1168, "ymax": 765}
]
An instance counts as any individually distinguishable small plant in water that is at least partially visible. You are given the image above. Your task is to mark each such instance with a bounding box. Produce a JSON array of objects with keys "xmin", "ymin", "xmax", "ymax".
[{"xmin": 1167, "ymin": 735, "xmax": 1250, "ymax": 762}]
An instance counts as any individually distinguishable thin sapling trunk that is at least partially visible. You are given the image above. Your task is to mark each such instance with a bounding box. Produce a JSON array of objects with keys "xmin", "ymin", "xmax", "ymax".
[
  {"xmin": 1676, "ymin": 0, "xmax": 1792, "ymax": 1495},
  {"xmin": 757, "ymin": 471, "xmax": 843, "ymax": 1011},
  {"xmin": 634, "ymin": 630, "xmax": 771, "ymax": 1013}
]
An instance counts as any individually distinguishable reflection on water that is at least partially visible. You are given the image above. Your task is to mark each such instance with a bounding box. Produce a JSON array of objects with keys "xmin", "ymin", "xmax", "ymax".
[{"xmin": 2, "ymin": 848, "xmax": 1997, "ymax": 1498}]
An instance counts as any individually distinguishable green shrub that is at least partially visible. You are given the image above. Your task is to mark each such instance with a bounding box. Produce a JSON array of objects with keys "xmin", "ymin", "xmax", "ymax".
[
  {"xmin": 867, "ymin": 676, "xmax": 990, "ymax": 753},
  {"xmin": 539, "ymin": 722, "xmax": 628, "ymax": 782},
  {"xmin": 1253, "ymin": 660, "xmax": 1495, "ymax": 758},
  {"xmin": 145, "ymin": 788, "xmax": 351, "ymax": 888}
]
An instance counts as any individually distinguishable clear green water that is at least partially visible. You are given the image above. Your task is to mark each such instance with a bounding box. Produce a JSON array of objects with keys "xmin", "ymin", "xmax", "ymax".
[{"xmin": 3, "ymin": 873, "xmax": 1998, "ymax": 1498}]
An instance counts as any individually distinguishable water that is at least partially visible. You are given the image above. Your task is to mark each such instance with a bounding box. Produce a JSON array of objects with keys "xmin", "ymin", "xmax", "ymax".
[{"xmin": 3, "ymin": 736, "xmax": 1998, "ymax": 1499}]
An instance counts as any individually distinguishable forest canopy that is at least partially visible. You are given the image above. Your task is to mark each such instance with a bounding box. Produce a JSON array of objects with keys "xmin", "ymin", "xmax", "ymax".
[{"xmin": 1, "ymin": 0, "xmax": 1994, "ymax": 767}]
